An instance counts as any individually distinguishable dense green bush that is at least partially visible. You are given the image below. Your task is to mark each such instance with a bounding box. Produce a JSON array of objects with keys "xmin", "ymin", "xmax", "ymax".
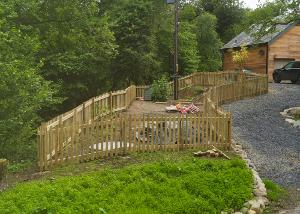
[
  {"xmin": 0, "ymin": 157, "xmax": 252, "ymax": 213},
  {"xmin": 151, "ymin": 76, "xmax": 170, "ymax": 102}
]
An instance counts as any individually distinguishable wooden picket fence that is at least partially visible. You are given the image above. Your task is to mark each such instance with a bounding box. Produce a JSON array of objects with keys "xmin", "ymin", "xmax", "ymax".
[
  {"xmin": 38, "ymin": 113, "xmax": 231, "ymax": 167},
  {"xmin": 37, "ymin": 71, "xmax": 268, "ymax": 170}
]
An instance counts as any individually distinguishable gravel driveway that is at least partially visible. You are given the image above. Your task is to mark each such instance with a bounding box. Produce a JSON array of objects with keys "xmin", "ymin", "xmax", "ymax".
[{"xmin": 223, "ymin": 83, "xmax": 300, "ymax": 187}]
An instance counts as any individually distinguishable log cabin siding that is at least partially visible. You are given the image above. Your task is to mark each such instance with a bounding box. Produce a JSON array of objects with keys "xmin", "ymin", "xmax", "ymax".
[
  {"xmin": 268, "ymin": 24, "xmax": 300, "ymax": 80},
  {"xmin": 223, "ymin": 46, "xmax": 267, "ymax": 74}
]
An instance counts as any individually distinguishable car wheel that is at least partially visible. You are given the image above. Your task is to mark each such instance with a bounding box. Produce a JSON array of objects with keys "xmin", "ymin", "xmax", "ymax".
[
  {"xmin": 291, "ymin": 79, "xmax": 298, "ymax": 84},
  {"xmin": 273, "ymin": 74, "xmax": 281, "ymax": 83}
]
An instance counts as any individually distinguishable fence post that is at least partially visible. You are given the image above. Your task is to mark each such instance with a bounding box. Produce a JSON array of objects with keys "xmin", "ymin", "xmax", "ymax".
[
  {"xmin": 82, "ymin": 102, "xmax": 86, "ymax": 124},
  {"xmin": 38, "ymin": 123, "xmax": 46, "ymax": 171},
  {"xmin": 177, "ymin": 114, "xmax": 182, "ymax": 151},
  {"xmin": 58, "ymin": 115, "xmax": 63, "ymax": 164},
  {"xmin": 109, "ymin": 92, "xmax": 113, "ymax": 114},
  {"xmin": 125, "ymin": 89, "xmax": 128, "ymax": 109},
  {"xmin": 0, "ymin": 159, "xmax": 8, "ymax": 184},
  {"xmin": 227, "ymin": 113, "xmax": 232, "ymax": 150},
  {"xmin": 91, "ymin": 98, "xmax": 95, "ymax": 121},
  {"xmin": 72, "ymin": 108, "xmax": 77, "ymax": 163},
  {"xmin": 243, "ymin": 73, "xmax": 246, "ymax": 97},
  {"xmin": 134, "ymin": 85, "xmax": 137, "ymax": 100}
]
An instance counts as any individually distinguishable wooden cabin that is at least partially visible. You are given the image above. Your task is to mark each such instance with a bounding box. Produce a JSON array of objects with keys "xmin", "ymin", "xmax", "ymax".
[{"xmin": 221, "ymin": 20, "xmax": 300, "ymax": 81}]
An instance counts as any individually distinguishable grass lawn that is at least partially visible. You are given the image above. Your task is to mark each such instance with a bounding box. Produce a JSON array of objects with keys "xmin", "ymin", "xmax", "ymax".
[{"xmin": 0, "ymin": 151, "xmax": 253, "ymax": 214}]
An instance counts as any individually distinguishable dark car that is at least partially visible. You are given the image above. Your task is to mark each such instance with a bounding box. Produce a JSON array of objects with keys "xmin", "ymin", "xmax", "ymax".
[{"xmin": 273, "ymin": 61, "xmax": 300, "ymax": 84}]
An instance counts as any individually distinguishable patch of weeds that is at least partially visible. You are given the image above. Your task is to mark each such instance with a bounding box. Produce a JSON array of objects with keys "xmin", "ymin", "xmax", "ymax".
[
  {"xmin": 7, "ymin": 161, "xmax": 33, "ymax": 173},
  {"xmin": 263, "ymin": 179, "xmax": 286, "ymax": 202}
]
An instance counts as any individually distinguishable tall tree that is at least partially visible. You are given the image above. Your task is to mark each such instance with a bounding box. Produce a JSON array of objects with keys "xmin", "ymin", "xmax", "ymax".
[
  {"xmin": 179, "ymin": 4, "xmax": 200, "ymax": 74},
  {"xmin": 0, "ymin": 1, "xmax": 59, "ymax": 161},
  {"xmin": 195, "ymin": 13, "xmax": 222, "ymax": 71},
  {"xmin": 35, "ymin": 0, "xmax": 118, "ymax": 113},
  {"xmin": 196, "ymin": 0, "xmax": 246, "ymax": 42},
  {"xmin": 109, "ymin": 0, "xmax": 161, "ymax": 88}
]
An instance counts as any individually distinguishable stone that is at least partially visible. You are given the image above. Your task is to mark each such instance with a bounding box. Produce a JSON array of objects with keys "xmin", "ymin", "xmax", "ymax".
[
  {"xmin": 248, "ymin": 199, "xmax": 256, "ymax": 206},
  {"xmin": 244, "ymin": 201, "xmax": 251, "ymax": 208},
  {"xmin": 256, "ymin": 196, "xmax": 269, "ymax": 207},
  {"xmin": 241, "ymin": 153, "xmax": 248, "ymax": 159},
  {"xmin": 251, "ymin": 201, "xmax": 262, "ymax": 214},
  {"xmin": 241, "ymin": 207, "xmax": 248, "ymax": 214},
  {"xmin": 253, "ymin": 188, "xmax": 266, "ymax": 197},
  {"xmin": 235, "ymin": 144, "xmax": 242, "ymax": 149},
  {"xmin": 247, "ymin": 210, "xmax": 256, "ymax": 214}
]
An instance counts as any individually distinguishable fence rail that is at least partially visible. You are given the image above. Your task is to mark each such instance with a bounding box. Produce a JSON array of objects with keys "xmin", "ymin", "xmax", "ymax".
[{"xmin": 38, "ymin": 71, "xmax": 268, "ymax": 170}]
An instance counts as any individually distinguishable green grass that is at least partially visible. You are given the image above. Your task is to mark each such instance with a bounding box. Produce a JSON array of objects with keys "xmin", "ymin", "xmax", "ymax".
[
  {"xmin": 263, "ymin": 179, "xmax": 286, "ymax": 202},
  {"xmin": 0, "ymin": 152, "xmax": 253, "ymax": 214}
]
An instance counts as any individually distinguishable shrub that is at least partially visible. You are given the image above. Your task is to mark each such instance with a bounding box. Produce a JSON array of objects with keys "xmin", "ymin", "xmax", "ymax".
[
  {"xmin": 232, "ymin": 46, "xmax": 249, "ymax": 72},
  {"xmin": 151, "ymin": 76, "xmax": 170, "ymax": 102}
]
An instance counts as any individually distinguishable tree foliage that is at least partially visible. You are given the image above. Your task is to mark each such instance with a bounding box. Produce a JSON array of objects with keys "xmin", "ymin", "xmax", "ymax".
[
  {"xmin": 241, "ymin": 0, "xmax": 299, "ymax": 39},
  {"xmin": 108, "ymin": 0, "xmax": 161, "ymax": 88},
  {"xmin": 196, "ymin": 0, "xmax": 246, "ymax": 42},
  {"xmin": 195, "ymin": 13, "xmax": 222, "ymax": 71},
  {"xmin": 2, "ymin": 0, "xmax": 295, "ymax": 162},
  {"xmin": 0, "ymin": 1, "xmax": 59, "ymax": 160}
]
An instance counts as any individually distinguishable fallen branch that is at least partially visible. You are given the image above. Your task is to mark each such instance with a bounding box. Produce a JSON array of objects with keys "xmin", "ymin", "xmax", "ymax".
[
  {"xmin": 193, "ymin": 146, "xmax": 231, "ymax": 160},
  {"xmin": 212, "ymin": 146, "xmax": 231, "ymax": 160}
]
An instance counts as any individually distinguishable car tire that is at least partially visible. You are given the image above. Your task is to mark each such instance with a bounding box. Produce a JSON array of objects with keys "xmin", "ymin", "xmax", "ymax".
[
  {"xmin": 291, "ymin": 79, "xmax": 298, "ymax": 84},
  {"xmin": 273, "ymin": 74, "xmax": 281, "ymax": 83}
]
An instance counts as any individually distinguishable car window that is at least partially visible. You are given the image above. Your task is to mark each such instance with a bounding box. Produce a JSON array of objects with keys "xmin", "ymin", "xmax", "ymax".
[
  {"xmin": 284, "ymin": 62, "xmax": 293, "ymax": 69},
  {"xmin": 292, "ymin": 62, "xmax": 300, "ymax": 68}
]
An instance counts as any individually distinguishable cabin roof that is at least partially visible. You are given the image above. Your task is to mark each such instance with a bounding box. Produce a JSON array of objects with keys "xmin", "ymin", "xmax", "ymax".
[{"xmin": 222, "ymin": 20, "xmax": 299, "ymax": 50}]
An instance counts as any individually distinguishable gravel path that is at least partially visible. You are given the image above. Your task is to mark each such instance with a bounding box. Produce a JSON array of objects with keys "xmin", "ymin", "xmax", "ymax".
[{"xmin": 223, "ymin": 83, "xmax": 300, "ymax": 187}]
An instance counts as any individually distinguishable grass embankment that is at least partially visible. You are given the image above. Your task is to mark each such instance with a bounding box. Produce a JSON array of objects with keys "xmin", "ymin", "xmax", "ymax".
[{"xmin": 0, "ymin": 151, "xmax": 253, "ymax": 214}]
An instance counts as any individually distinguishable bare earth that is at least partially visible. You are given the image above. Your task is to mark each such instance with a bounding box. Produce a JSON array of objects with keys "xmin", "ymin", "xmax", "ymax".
[
  {"xmin": 126, "ymin": 101, "xmax": 170, "ymax": 114},
  {"xmin": 126, "ymin": 100, "xmax": 204, "ymax": 115}
]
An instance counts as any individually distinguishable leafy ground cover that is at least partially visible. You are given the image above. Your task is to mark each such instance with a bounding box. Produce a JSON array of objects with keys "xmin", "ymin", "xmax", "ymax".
[
  {"xmin": 0, "ymin": 151, "xmax": 252, "ymax": 214},
  {"xmin": 264, "ymin": 179, "xmax": 286, "ymax": 202},
  {"xmin": 263, "ymin": 179, "xmax": 293, "ymax": 214}
]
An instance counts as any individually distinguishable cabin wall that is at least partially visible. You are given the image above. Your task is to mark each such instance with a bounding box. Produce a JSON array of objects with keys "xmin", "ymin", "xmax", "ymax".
[
  {"xmin": 223, "ymin": 46, "xmax": 267, "ymax": 75},
  {"xmin": 268, "ymin": 24, "xmax": 300, "ymax": 80}
]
